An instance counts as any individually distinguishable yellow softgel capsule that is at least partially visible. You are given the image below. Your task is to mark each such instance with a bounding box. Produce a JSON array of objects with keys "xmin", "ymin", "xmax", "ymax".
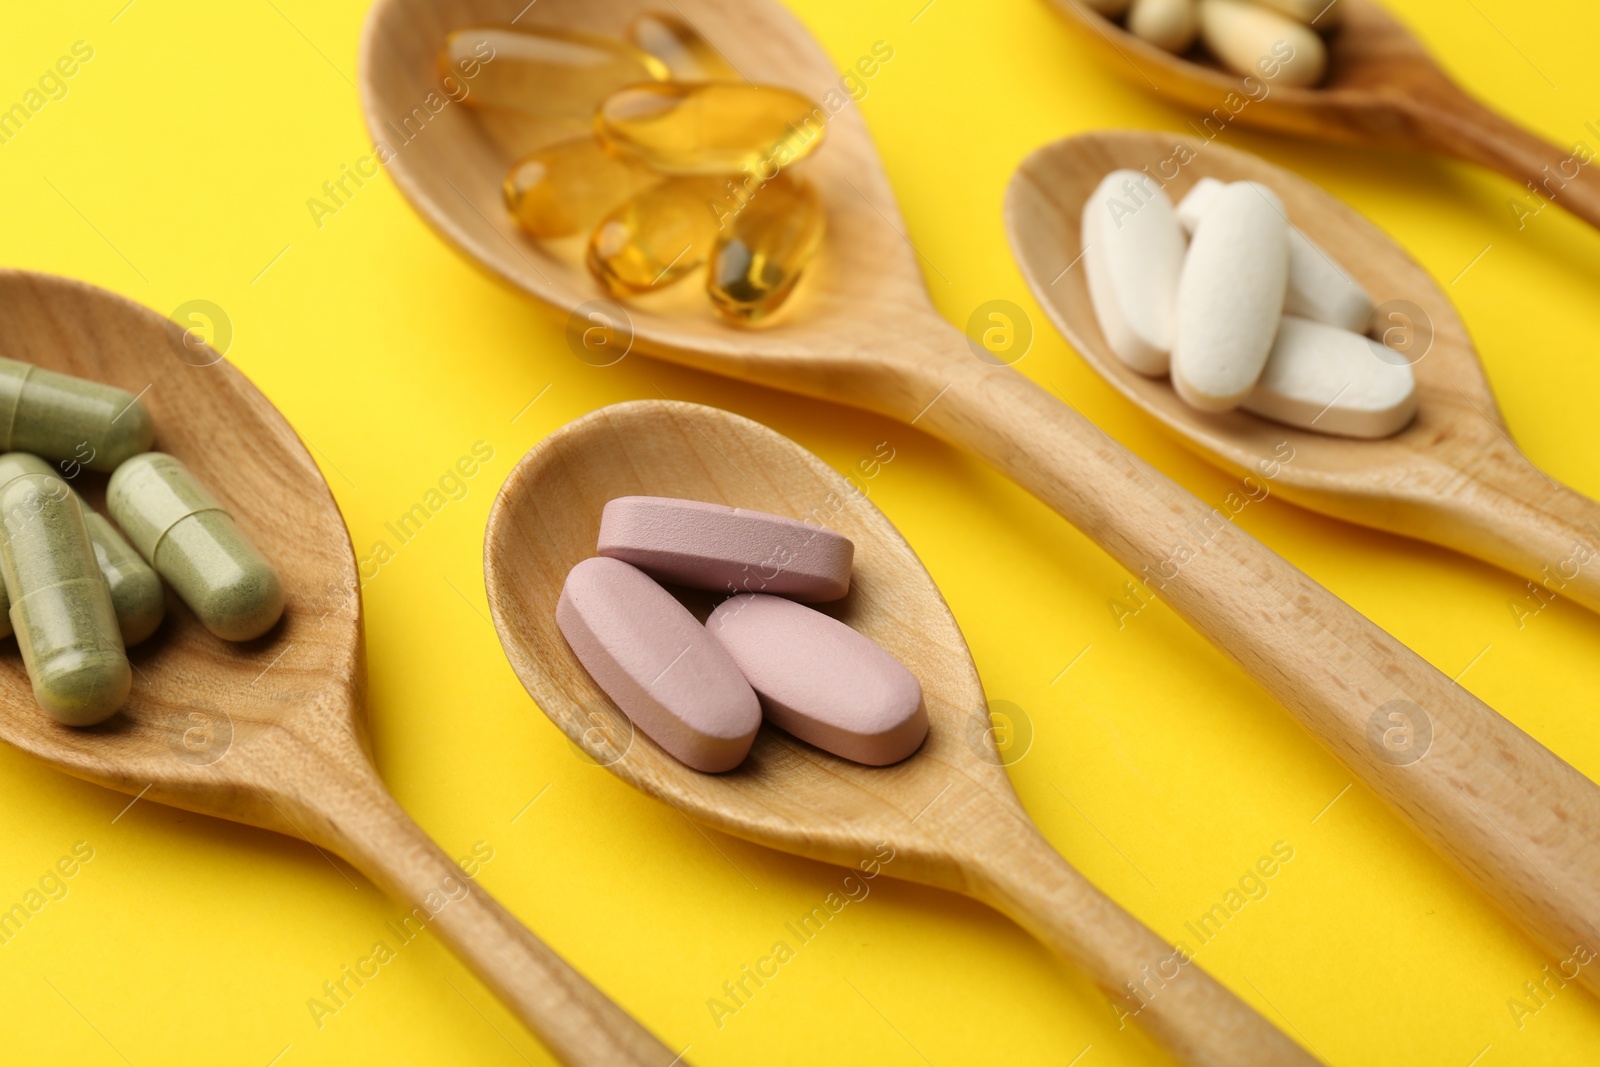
[
  {"xmin": 624, "ymin": 12, "xmax": 739, "ymax": 81},
  {"xmin": 441, "ymin": 26, "xmax": 668, "ymax": 120},
  {"xmin": 596, "ymin": 83, "xmax": 825, "ymax": 175},
  {"xmin": 708, "ymin": 174, "xmax": 825, "ymax": 324},
  {"xmin": 504, "ymin": 138, "xmax": 660, "ymax": 239},
  {"xmin": 587, "ymin": 176, "xmax": 726, "ymax": 294}
]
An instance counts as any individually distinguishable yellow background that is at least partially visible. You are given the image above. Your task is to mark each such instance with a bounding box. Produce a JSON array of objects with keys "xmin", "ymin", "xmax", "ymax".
[{"xmin": 2, "ymin": 0, "xmax": 1599, "ymax": 1064}]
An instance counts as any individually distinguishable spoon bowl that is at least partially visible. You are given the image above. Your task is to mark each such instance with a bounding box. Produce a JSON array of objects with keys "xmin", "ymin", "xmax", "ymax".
[
  {"xmin": 362, "ymin": 0, "xmax": 1600, "ymax": 1008},
  {"xmin": 0, "ymin": 270, "xmax": 684, "ymax": 1067},
  {"xmin": 1042, "ymin": 0, "xmax": 1600, "ymax": 229},
  {"xmin": 1005, "ymin": 129, "xmax": 1600, "ymax": 613},
  {"xmin": 484, "ymin": 398, "xmax": 1317, "ymax": 1066}
]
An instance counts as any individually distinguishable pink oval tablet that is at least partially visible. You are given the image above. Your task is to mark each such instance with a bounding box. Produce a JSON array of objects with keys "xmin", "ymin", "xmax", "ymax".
[
  {"xmin": 706, "ymin": 594, "xmax": 927, "ymax": 766},
  {"xmin": 557, "ymin": 556, "xmax": 760, "ymax": 773},
  {"xmin": 598, "ymin": 496, "xmax": 853, "ymax": 602}
]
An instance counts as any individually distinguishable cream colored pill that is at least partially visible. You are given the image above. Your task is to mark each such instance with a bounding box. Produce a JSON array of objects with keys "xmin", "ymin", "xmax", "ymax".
[
  {"xmin": 107, "ymin": 453, "xmax": 283, "ymax": 641},
  {"xmin": 1197, "ymin": 0, "xmax": 1327, "ymax": 87},
  {"xmin": 0, "ymin": 473, "xmax": 129, "ymax": 725},
  {"xmin": 1242, "ymin": 316, "xmax": 1417, "ymax": 438},
  {"xmin": 1252, "ymin": 0, "xmax": 1343, "ymax": 28},
  {"xmin": 598, "ymin": 496, "xmax": 853, "ymax": 602},
  {"xmin": 708, "ymin": 594, "xmax": 927, "ymax": 766},
  {"xmin": 1178, "ymin": 178, "xmax": 1374, "ymax": 332},
  {"xmin": 1173, "ymin": 182, "xmax": 1289, "ymax": 411},
  {"xmin": 1082, "ymin": 170, "xmax": 1187, "ymax": 376},
  {"xmin": 0, "ymin": 453, "xmax": 165, "ymax": 646},
  {"xmin": 1127, "ymin": 0, "xmax": 1198, "ymax": 52},
  {"xmin": 558, "ymin": 556, "xmax": 760, "ymax": 773}
]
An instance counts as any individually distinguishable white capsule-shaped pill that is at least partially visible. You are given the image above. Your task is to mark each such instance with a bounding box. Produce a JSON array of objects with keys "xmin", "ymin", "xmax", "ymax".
[
  {"xmin": 1173, "ymin": 182, "xmax": 1289, "ymax": 411},
  {"xmin": 1252, "ymin": 0, "xmax": 1343, "ymax": 28},
  {"xmin": 1197, "ymin": 0, "xmax": 1327, "ymax": 87},
  {"xmin": 558, "ymin": 556, "xmax": 760, "ymax": 773},
  {"xmin": 1127, "ymin": 0, "xmax": 1199, "ymax": 52},
  {"xmin": 1242, "ymin": 316, "xmax": 1417, "ymax": 438},
  {"xmin": 1082, "ymin": 170, "xmax": 1187, "ymax": 376},
  {"xmin": 1178, "ymin": 178, "xmax": 1374, "ymax": 333},
  {"xmin": 707, "ymin": 594, "xmax": 927, "ymax": 766}
]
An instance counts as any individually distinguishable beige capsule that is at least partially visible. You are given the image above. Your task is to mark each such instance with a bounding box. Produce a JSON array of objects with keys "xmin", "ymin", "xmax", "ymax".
[
  {"xmin": 0, "ymin": 453, "xmax": 164, "ymax": 645},
  {"xmin": 108, "ymin": 453, "xmax": 283, "ymax": 642},
  {"xmin": 0, "ymin": 472, "xmax": 130, "ymax": 726},
  {"xmin": 1197, "ymin": 0, "xmax": 1327, "ymax": 87},
  {"xmin": 1127, "ymin": 0, "xmax": 1199, "ymax": 53}
]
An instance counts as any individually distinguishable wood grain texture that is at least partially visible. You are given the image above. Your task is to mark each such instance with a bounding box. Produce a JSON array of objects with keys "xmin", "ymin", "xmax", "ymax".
[
  {"xmin": 358, "ymin": 0, "xmax": 1600, "ymax": 1014},
  {"xmin": 1007, "ymin": 130, "xmax": 1600, "ymax": 615},
  {"xmin": 1039, "ymin": 0, "xmax": 1600, "ymax": 230},
  {"xmin": 484, "ymin": 400, "xmax": 1318, "ymax": 1066},
  {"xmin": 0, "ymin": 271, "xmax": 681, "ymax": 1067}
]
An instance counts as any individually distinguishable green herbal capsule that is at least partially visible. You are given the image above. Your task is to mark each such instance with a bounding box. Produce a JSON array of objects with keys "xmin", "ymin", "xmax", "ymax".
[
  {"xmin": 108, "ymin": 453, "xmax": 283, "ymax": 641},
  {"xmin": 0, "ymin": 453, "xmax": 165, "ymax": 646},
  {"xmin": 0, "ymin": 358, "xmax": 154, "ymax": 472},
  {"xmin": 0, "ymin": 473, "xmax": 131, "ymax": 725}
]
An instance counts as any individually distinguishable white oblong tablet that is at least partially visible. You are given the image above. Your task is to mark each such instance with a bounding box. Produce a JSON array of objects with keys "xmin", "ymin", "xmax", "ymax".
[
  {"xmin": 1242, "ymin": 316, "xmax": 1417, "ymax": 438},
  {"xmin": 1197, "ymin": 0, "xmax": 1327, "ymax": 87},
  {"xmin": 557, "ymin": 556, "xmax": 760, "ymax": 773},
  {"xmin": 1179, "ymin": 179, "xmax": 1374, "ymax": 333},
  {"xmin": 1127, "ymin": 0, "xmax": 1198, "ymax": 52},
  {"xmin": 1082, "ymin": 169, "xmax": 1187, "ymax": 377},
  {"xmin": 598, "ymin": 496, "xmax": 853, "ymax": 602},
  {"xmin": 707, "ymin": 594, "xmax": 928, "ymax": 767},
  {"xmin": 1173, "ymin": 181, "xmax": 1289, "ymax": 412}
]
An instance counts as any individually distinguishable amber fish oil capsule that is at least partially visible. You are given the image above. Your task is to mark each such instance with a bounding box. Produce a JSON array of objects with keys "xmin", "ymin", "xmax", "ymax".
[
  {"xmin": 596, "ymin": 82, "xmax": 825, "ymax": 175},
  {"xmin": 443, "ymin": 26, "xmax": 667, "ymax": 120},
  {"xmin": 0, "ymin": 453, "xmax": 165, "ymax": 645},
  {"xmin": 108, "ymin": 453, "xmax": 284, "ymax": 642},
  {"xmin": 0, "ymin": 357, "xmax": 153, "ymax": 471},
  {"xmin": 587, "ymin": 176, "xmax": 727, "ymax": 293},
  {"xmin": 504, "ymin": 138, "xmax": 659, "ymax": 239},
  {"xmin": 708, "ymin": 174, "xmax": 825, "ymax": 323},
  {"xmin": 0, "ymin": 472, "xmax": 130, "ymax": 725},
  {"xmin": 624, "ymin": 12, "xmax": 738, "ymax": 81}
]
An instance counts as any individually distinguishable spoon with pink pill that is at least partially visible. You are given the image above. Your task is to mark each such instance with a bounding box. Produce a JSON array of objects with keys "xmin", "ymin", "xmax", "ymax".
[
  {"xmin": 1007, "ymin": 129, "xmax": 1600, "ymax": 616},
  {"xmin": 484, "ymin": 398, "xmax": 1319, "ymax": 1066}
]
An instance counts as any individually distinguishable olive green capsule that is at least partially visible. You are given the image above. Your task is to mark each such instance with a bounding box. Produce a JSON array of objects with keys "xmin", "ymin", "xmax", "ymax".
[
  {"xmin": 0, "ymin": 357, "xmax": 154, "ymax": 472},
  {"xmin": 0, "ymin": 453, "xmax": 166, "ymax": 645},
  {"xmin": 0, "ymin": 472, "xmax": 131, "ymax": 725},
  {"xmin": 107, "ymin": 453, "xmax": 283, "ymax": 641}
]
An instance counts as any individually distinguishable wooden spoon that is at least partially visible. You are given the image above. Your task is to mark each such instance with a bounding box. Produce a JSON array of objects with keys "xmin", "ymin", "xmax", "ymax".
[
  {"xmin": 1006, "ymin": 129, "xmax": 1600, "ymax": 616},
  {"xmin": 1042, "ymin": 0, "xmax": 1600, "ymax": 230},
  {"xmin": 0, "ymin": 271, "xmax": 681, "ymax": 1067},
  {"xmin": 484, "ymin": 399, "xmax": 1317, "ymax": 1066},
  {"xmin": 359, "ymin": 0, "xmax": 1600, "ymax": 1000}
]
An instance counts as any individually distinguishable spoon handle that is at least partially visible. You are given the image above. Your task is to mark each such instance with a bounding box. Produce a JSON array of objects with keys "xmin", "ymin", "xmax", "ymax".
[
  {"xmin": 306, "ymin": 761, "xmax": 685, "ymax": 1067},
  {"xmin": 1406, "ymin": 432, "xmax": 1600, "ymax": 618},
  {"xmin": 971, "ymin": 816, "xmax": 1320, "ymax": 1066},
  {"xmin": 1400, "ymin": 88, "xmax": 1600, "ymax": 231},
  {"xmin": 917, "ymin": 360, "xmax": 1600, "ymax": 990}
]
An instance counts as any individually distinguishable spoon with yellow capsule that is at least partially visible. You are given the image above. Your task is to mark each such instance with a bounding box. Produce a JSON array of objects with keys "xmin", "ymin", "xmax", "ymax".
[
  {"xmin": 485, "ymin": 398, "xmax": 1318, "ymax": 1067},
  {"xmin": 1042, "ymin": 0, "xmax": 1600, "ymax": 231},
  {"xmin": 0, "ymin": 270, "xmax": 682, "ymax": 1067},
  {"xmin": 360, "ymin": 0, "xmax": 1600, "ymax": 1002}
]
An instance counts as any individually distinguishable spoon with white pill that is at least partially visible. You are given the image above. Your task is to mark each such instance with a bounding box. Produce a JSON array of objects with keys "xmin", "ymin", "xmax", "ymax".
[
  {"xmin": 1045, "ymin": 0, "xmax": 1600, "ymax": 231},
  {"xmin": 1006, "ymin": 129, "xmax": 1600, "ymax": 615},
  {"xmin": 0, "ymin": 270, "xmax": 684, "ymax": 1066},
  {"xmin": 485, "ymin": 398, "xmax": 1318, "ymax": 1067},
  {"xmin": 362, "ymin": 0, "xmax": 1600, "ymax": 1002}
]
